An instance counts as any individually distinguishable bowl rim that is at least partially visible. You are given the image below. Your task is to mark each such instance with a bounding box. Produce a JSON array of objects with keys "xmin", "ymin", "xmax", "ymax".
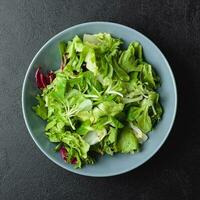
[{"xmin": 22, "ymin": 21, "xmax": 177, "ymax": 177}]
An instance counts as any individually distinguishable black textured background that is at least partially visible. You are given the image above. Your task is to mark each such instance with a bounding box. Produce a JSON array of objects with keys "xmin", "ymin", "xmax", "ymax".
[{"xmin": 0, "ymin": 0, "xmax": 199, "ymax": 199}]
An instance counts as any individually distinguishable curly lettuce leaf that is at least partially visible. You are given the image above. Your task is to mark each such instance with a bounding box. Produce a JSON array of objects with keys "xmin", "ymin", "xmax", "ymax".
[
  {"xmin": 62, "ymin": 132, "xmax": 90, "ymax": 159},
  {"xmin": 83, "ymin": 33, "xmax": 122, "ymax": 55}
]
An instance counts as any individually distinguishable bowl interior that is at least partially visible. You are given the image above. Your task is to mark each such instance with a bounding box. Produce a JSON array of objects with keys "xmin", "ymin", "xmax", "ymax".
[{"xmin": 22, "ymin": 22, "xmax": 177, "ymax": 177}]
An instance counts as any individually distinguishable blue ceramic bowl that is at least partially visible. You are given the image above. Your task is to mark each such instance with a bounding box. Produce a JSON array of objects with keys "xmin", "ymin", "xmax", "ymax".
[{"xmin": 22, "ymin": 22, "xmax": 177, "ymax": 177}]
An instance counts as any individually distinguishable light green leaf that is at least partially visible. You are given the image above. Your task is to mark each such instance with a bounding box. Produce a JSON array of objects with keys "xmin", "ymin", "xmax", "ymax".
[
  {"xmin": 119, "ymin": 42, "xmax": 143, "ymax": 73},
  {"xmin": 102, "ymin": 127, "xmax": 118, "ymax": 155},
  {"xmin": 33, "ymin": 95, "xmax": 47, "ymax": 120},
  {"xmin": 85, "ymin": 48, "xmax": 98, "ymax": 75},
  {"xmin": 62, "ymin": 132, "xmax": 90, "ymax": 159},
  {"xmin": 117, "ymin": 127, "xmax": 139, "ymax": 153},
  {"xmin": 83, "ymin": 128, "xmax": 107, "ymax": 145}
]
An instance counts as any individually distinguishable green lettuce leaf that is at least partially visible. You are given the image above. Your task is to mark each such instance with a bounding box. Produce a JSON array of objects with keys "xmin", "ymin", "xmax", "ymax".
[
  {"xmin": 141, "ymin": 63, "xmax": 157, "ymax": 89},
  {"xmin": 93, "ymin": 101, "xmax": 124, "ymax": 121},
  {"xmin": 83, "ymin": 33, "xmax": 122, "ymax": 55},
  {"xmin": 119, "ymin": 42, "xmax": 143, "ymax": 73},
  {"xmin": 84, "ymin": 48, "xmax": 98, "ymax": 75},
  {"xmin": 108, "ymin": 55, "xmax": 130, "ymax": 81},
  {"xmin": 117, "ymin": 127, "xmax": 139, "ymax": 153},
  {"xmin": 102, "ymin": 127, "xmax": 118, "ymax": 155},
  {"xmin": 33, "ymin": 95, "xmax": 47, "ymax": 120},
  {"xmin": 62, "ymin": 132, "xmax": 90, "ymax": 159},
  {"xmin": 128, "ymin": 91, "xmax": 162, "ymax": 133},
  {"xmin": 83, "ymin": 127, "xmax": 107, "ymax": 145}
]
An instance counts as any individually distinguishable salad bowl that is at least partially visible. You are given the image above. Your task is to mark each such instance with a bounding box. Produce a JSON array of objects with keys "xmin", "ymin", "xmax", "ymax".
[{"xmin": 22, "ymin": 22, "xmax": 177, "ymax": 177}]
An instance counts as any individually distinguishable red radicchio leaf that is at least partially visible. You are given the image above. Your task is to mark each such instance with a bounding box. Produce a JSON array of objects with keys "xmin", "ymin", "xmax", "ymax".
[
  {"xmin": 35, "ymin": 68, "xmax": 45, "ymax": 89},
  {"xmin": 35, "ymin": 67, "xmax": 55, "ymax": 89},
  {"xmin": 60, "ymin": 146, "xmax": 67, "ymax": 160},
  {"xmin": 59, "ymin": 146, "xmax": 77, "ymax": 164},
  {"xmin": 40, "ymin": 73, "xmax": 47, "ymax": 88},
  {"xmin": 70, "ymin": 157, "xmax": 77, "ymax": 164}
]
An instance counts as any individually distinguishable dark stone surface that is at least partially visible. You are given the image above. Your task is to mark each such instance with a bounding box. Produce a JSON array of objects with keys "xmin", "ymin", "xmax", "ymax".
[{"xmin": 0, "ymin": 0, "xmax": 199, "ymax": 199}]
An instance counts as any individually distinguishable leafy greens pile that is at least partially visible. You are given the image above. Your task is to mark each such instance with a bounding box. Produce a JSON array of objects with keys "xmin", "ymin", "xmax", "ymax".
[{"xmin": 33, "ymin": 33, "xmax": 163, "ymax": 168}]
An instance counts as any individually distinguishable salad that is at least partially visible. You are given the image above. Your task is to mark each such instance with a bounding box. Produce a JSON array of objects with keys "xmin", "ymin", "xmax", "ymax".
[{"xmin": 33, "ymin": 33, "xmax": 163, "ymax": 168}]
